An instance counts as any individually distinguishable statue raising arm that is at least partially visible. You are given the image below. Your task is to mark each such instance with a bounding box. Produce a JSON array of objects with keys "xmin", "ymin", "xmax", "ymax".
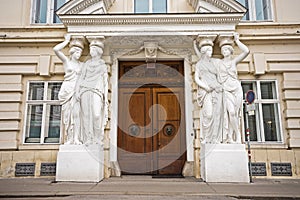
[
  {"xmin": 232, "ymin": 33, "xmax": 250, "ymax": 64},
  {"xmin": 53, "ymin": 34, "xmax": 71, "ymax": 66}
]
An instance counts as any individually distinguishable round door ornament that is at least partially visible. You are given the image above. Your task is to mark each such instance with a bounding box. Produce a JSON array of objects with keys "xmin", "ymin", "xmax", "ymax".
[
  {"xmin": 163, "ymin": 124, "xmax": 175, "ymax": 137},
  {"xmin": 128, "ymin": 124, "xmax": 140, "ymax": 137}
]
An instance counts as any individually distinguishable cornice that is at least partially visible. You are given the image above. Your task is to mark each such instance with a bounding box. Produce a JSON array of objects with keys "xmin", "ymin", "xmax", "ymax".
[{"xmin": 59, "ymin": 13, "xmax": 244, "ymax": 26}]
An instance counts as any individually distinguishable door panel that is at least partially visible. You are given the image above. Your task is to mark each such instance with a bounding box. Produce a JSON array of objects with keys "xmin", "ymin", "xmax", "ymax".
[
  {"xmin": 118, "ymin": 88, "xmax": 153, "ymax": 174},
  {"xmin": 153, "ymin": 88, "xmax": 186, "ymax": 175}
]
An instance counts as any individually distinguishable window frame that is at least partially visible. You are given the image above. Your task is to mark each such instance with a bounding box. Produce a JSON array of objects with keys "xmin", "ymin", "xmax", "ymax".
[
  {"xmin": 241, "ymin": 80, "xmax": 283, "ymax": 144},
  {"xmin": 237, "ymin": 0, "xmax": 274, "ymax": 21},
  {"xmin": 31, "ymin": 0, "xmax": 67, "ymax": 24},
  {"xmin": 23, "ymin": 81, "xmax": 63, "ymax": 144},
  {"xmin": 133, "ymin": 0, "xmax": 168, "ymax": 13}
]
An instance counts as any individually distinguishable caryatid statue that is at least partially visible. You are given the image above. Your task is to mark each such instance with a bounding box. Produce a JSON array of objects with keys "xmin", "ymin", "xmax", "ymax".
[
  {"xmin": 53, "ymin": 35, "xmax": 84, "ymax": 145},
  {"xmin": 75, "ymin": 36, "xmax": 109, "ymax": 145},
  {"xmin": 217, "ymin": 33, "xmax": 250, "ymax": 144},
  {"xmin": 193, "ymin": 35, "xmax": 223, "ymax": 144}
]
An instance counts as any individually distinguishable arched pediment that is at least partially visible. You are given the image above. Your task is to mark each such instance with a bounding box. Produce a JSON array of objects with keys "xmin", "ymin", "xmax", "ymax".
[{"xmin": 56, "ymin": 0, "xmax": 115, "ymax": 15}]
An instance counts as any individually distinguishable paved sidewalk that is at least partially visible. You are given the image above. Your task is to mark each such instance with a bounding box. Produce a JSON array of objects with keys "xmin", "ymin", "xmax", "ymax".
[{"xmin": 0, "ymin": 176, "xmax": 300, "ymax": 199}]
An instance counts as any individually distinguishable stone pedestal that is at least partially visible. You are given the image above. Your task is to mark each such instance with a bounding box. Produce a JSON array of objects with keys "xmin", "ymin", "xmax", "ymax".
[
  {"xmin": 200, "ymin": 144, "xmax": 250, "ymax": 183},
  {"xmin": 56, "ymin": 144, "xmax": 104, "ymax": 182}
]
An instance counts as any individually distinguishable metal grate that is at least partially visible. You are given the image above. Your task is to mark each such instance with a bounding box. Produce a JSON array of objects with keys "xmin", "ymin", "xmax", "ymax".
[
  {"xmin": 15, "ymin": 163, "xmax": 35, "ymax": 176},
  {"xmin": 251, "ymin": 162, "xmax": 267, "ymax": 176},
  {"xmin": 40, "ymin": 163, "xmax": 56, "ymax": 176},
  {"xmin": 271, "ymin": 163, "xmax": 292, "ymax": 176}
]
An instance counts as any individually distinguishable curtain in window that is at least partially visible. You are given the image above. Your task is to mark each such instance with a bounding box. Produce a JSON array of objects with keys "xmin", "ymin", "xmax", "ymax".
[{"xmin": 35, "ymin": 0, "xmax": 47, "ymax": 23}]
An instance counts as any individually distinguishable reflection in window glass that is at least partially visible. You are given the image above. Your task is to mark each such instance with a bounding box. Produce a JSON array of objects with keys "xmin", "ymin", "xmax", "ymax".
[
  {"xmin": 261, "ymin": 82, "xmax": 276, "ymax": 99},
  {"xmin": 28, "ymin": 83, "xmax": 44, "ymax": 100},
  {"xmin": 153, "ymin": 0, "xmax": 167, "ymax": 13},
  {"xmin": 53, "ymin": 0, "xmax": 66, "ymax": 23},
  {"xmin": 262, "ymin": 104, "xmax": 280, "ymax": 141},
  {"xmin": 25, "ymin": 105, "xmax": 43, "ymax": 143},
  {"xmin": 47, "ymin": 82, "xmax": 62, "ymax": 100},
  {"xmin": 45, "ymin": 105, "xmax": 61, "ymax": 143},
  {"xmin": 236, "ymin": 0, "xmax": 271, "ymax": 21},
  {"xmin": 255, "ymin": 0, "xmax": 270, "ymax": 20},
  {"xmin": 135, "ymin": 0, "xmax": 149, "ymax": 13},
  {"xmin": 35, "ymin": 0, "xmax": 48, "ymax": 23},
  {"xmin": 236, "ymin": 0, "xmax": 250, "ymax": 20}
]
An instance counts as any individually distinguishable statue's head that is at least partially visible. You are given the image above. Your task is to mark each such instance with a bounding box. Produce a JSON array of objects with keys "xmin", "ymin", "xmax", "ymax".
[
  {"xmin": 200, "ymin": 45, "xmax": 213, "ymax": 58},
  {"xmin": 69, "ymin": 38, "xmax": 84, "ymax": 60},
  {"xmin": 89, "ymin": 40, "xmax": 104, "ymax": 58},
  {"xmin": 69, "ymin": 46, "xmax": 83, "ymax": 60},
  {"xmin": 221, "ymin": 45, "xmax": 234, "ymax": 57}
]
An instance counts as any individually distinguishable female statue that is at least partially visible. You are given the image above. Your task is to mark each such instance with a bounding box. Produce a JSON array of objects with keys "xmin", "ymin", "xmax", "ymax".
[
  {"xmin": 53, "ymin": 34, "xmax": 83, "ymax": 144},
  {"xmin": 218, "ymin": 33, "xmax": 250, "ymax": 143},
  {"xmin": 76, "ymin": 40, "xmax": 108, "ymax": 145},
  {"xmin": 193, "ymin": 40, "xmax": 223, "ymax": 144}
]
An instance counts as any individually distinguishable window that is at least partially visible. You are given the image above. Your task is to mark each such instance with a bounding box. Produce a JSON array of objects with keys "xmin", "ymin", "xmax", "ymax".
[
  {"xmin": 24, "ymin": 82, "xmax": 62, "ymax": 144},
  {"xmin": 236, "ymin": 0, "xmax": 273, "ymax": 21},
  {"xmin": 242, "ymin": 80, "xmax": 282, "ymax": 143},
  {"xmin": 32, "ymin": 0, "xmax": 67, "ymax": 24},
  {"xmin": 134, "ymin": 0, "xmax": 167, "ymax": 13}
]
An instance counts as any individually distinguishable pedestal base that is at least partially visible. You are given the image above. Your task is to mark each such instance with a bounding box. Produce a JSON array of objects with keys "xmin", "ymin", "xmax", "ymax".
[
  {"xmin": 56, "ymin": 144, "xmax": 104, "ymax": 182},
  {"xmin": 200, "ymin": 144, "xmax": 250, "ymax": 183}
]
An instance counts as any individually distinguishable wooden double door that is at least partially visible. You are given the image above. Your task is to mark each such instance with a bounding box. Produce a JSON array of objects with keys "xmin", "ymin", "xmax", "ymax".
[{"xmin": 117, "ymin": 61, "xmax": 186, "ymax": 176}]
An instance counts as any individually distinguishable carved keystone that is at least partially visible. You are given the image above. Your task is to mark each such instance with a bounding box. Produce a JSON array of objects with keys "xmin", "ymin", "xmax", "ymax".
[{"xmin": 144, "ymin": 42, "xmax": 158, "ymax": 62}]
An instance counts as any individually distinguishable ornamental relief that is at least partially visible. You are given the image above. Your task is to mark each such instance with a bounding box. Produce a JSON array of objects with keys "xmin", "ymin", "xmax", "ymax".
[
  {"xmin": 108, "ymin": 36, "xmax": 193, "ymax": 63},
  {"xmin": 107, "ymin": 36, "xmax": 193, "ymax": 47},
  {"xmin": 119, "ymin": 62, "xmax": 184, "ymax": 87}
]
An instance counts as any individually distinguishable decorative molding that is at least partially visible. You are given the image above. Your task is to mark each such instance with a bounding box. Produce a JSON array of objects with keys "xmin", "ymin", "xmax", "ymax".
[
  {"xmin": 107, "ymin": 36, "xmax": 193, "ymax": 63},
  {"xmin": 107, "ymin": 36, "xmax": 193, "ymax": 48},
  {"xmin": 59, "ymin": 13, "xmax": 244, "ymax": 26}
]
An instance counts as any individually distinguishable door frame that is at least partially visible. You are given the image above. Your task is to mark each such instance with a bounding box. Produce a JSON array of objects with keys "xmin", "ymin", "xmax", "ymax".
[{"xmin": 109, "ymin": 59, "xmax": 194, "ymax": 175}]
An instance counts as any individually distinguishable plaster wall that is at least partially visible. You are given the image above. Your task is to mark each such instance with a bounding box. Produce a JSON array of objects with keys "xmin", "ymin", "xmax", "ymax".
[{"xmin": 274, "ymin": 0, "xmax": 300, "ymax": 22}]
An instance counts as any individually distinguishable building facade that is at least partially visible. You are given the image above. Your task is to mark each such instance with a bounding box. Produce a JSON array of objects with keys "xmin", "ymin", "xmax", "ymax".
[{"xmin": 0, "ymin": 0, "xmax": 300, "ymax": 178}]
